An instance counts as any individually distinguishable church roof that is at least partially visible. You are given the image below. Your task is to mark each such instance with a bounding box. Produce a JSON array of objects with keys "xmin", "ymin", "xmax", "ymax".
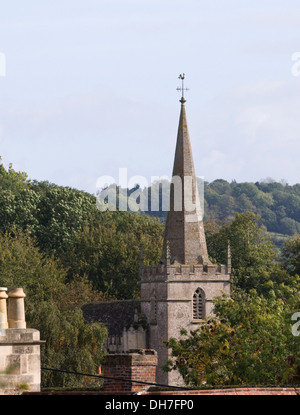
[{"xmin": 82, "ymin": 300, "xmax": 142, "ymax": 336}]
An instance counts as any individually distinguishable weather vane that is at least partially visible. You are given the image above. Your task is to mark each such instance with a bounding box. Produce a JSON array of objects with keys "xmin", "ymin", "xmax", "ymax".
[{"xmin": 176, "ymin": 73, "xmax": 189, "ymax": 101}]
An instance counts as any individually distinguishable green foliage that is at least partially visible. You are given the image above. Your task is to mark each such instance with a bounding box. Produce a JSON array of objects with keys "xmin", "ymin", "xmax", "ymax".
[
  {"xmin": 280, "ymin": 234, "xmax": 300, "ymax": 276},
  {"xmin": 202, "ymin": 179, "xmax": 300, "ymax": 237},
  {"xmin": 0, "ymin": 161, "xmax": 164, "ymax": 300},
  {"xmin": 0, "ymin": 228, "xmax": 107, "ymax": 389},
  {"xmin": 164, "ymin": 290, "xmax": 300, "ymax": 387},
  {"xmin": 32, "ymin": 181, "xmax": 99, "ymax": 254},
  {"xmin": 0, "ymin": 161, "xmax": 164, "ymax": 386},
  {"xmin": 0, "ymin": 162, "xmax": 98, "ymax": 254},
  {"xmin": 60, "ymin": 211, "xmax": 164, "ymax": 299},
  {"xmin": 206, "ymin": 212, "xmax": 280, "ymax": 294},
  {"xmin": 0, "ymin": 228, "xmax": 66, "ymax": 306},
  {"xmin": 31, "ymin": 302, "xmax": 107, "ymax": 388},
  {"xmin": 206, "ymin": 212, "xmax": 300, "ymax": 299},
  {"xmin": 0, "ymin": 163, "xmax": 40, "ymax": 233},
  {"xmin": 165, "ymin": 212, "xmax": 300, "ymax": 387}
]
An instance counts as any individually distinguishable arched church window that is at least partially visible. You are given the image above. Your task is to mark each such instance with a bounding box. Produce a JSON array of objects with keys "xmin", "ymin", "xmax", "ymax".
[{"xmin": 193, "ymin": 288, "xmax": 205, "ymax": 320}]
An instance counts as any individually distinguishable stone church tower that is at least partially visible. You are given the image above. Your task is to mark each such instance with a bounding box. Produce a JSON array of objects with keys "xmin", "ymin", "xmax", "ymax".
[{"xmin": 140, "ymin": 92, "xmax": 231, "ymax": 386}]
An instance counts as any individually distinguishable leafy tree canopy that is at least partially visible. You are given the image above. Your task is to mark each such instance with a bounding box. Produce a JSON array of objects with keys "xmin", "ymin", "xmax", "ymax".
[
  {"xmin": 165, "ymin": 212, "xmax": 300, "ymax": 387},
  {"xmin": 0, "ymin": 228, "xmax": 107, "ymax": 389},
  {"xmin": 164, "ymin": 289, "xmax": 300, "ymax": 387},
  {"xmin": 280, "ymin": 234, "xmax": 300, "ymax": 276}
]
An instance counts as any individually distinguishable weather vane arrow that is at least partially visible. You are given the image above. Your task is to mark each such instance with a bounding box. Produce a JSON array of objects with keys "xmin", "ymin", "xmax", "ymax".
[{"xmin": 176, "ymin": 73, "xmax": 189, "ymax": 103}]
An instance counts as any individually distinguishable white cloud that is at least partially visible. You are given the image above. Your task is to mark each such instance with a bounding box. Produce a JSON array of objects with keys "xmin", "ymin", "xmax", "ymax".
[{"xmin": 194, "ymin": 79, "xmax": 300, "ymax": 184}]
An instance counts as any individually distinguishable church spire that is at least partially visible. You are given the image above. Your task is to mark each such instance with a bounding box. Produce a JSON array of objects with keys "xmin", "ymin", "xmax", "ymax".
[{"xmin": 162, "ymin": 75, "xmax": 210, "ymax": 265}]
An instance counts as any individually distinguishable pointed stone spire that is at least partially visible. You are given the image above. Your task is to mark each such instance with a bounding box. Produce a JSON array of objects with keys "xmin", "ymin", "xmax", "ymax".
[{"xmin": 162, "ymin": 89, "xmax": 210, "ymax": 265}]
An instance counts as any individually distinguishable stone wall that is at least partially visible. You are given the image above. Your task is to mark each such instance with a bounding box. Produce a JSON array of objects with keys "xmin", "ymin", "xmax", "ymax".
[
  {"xmin": 105, "ymin": 326, "xmax": 147, "ymax": 354},
  {"xmin": 140, "ymin": 264, "xmax": 230, "ymax": 386}
]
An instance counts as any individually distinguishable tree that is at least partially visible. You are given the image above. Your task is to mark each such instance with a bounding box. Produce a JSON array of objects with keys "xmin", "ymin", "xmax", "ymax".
[
  {"xmin": 0, "ymin": 162, "xmax": 40, "ymax": 233},
  {"xmin": 280, "ymin": 234, "xmax": 300, "ymax": 276},
  {"xmin": 206, "ymin": 212, "xmax": 279, "ymax": 295},
  {"xmin": 32, "ymin": 181, "xmax": 99, "ymax": 254},
  {"xmin": 0, "ymin": 228, "xmax": 107, "ymax": 388},
  {"xmin": 279, "ymin": 218, "xmax": 300, "ymax": 236},
  {"xmin": 232, "ymin": 182, "xmax": 259, "ymax": 199},
  {"xmin": 164, "ymin": 290, "xmax": 300, "ymax": 387},
  {"xmin": 164, "ymin": 211, "xmax": 300, "ymax": 388},
  {"xmin": 31, "ymin": 302, "xmax": 107, "ymax": 388},
  {"xmin": 0, "ymin": 162, "xmax": 101, "ymax": 256},
  {"xmin": 236, "ymin": 194, "xmax": 256, "ymax": 213},
  {"xmin": 209, "ymin": 179, "xmax": 232, "ymax": 195},
  {"xmin": 60, "ymin": 211, "xmax": 164, "ymax": 299}
]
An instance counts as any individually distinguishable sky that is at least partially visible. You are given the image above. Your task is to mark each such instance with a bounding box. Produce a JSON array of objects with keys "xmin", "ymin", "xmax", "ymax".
[{"xmin": 1, "ymin": 0, "xmax": 300, "ymax": 194}]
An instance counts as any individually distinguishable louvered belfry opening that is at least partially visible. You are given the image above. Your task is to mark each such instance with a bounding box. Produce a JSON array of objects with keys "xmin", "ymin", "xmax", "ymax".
[{"xmin": 193, "ymin": 288, "xmax": 205, "ymax": 320}]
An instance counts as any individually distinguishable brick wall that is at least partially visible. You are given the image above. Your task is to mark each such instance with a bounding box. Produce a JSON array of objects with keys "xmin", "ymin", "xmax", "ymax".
[{"xmin": 102, "ymin": 349, "xmax": 157, "ymax": 393}]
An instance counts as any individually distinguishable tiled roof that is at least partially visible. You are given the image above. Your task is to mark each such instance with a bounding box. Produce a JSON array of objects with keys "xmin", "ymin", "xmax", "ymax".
[{"xmin": 82, "ymin": 300, "xmax": 142, "ymax": 335}]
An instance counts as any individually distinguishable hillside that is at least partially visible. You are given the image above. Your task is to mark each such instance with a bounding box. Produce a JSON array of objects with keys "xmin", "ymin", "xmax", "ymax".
[
  {"xmin": 2, "ymin": 158, "xmax": 299, "ymax": 249},
  {"xmin": 203, "ymin": 179, "xmax": 300, "ymax": 234},
  {"xmin": 135, "ymin": 178, "xmax": 300, "ymax": 247}
]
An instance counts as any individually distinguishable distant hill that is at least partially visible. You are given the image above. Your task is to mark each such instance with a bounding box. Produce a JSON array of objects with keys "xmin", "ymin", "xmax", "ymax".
[
  {"xmin": 126, "ymin": 178, "xmax": 300, "ymax": 248},
  {"xmin": 203, "ymin": 179, "xmax": 300, "ymax": 233},
  {"xmin": 1, "ymin": 159, "xmax": 298, "ymax": 250}
]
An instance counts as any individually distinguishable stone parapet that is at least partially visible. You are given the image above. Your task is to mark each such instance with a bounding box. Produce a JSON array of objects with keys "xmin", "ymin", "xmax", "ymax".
[
  {"xmin": 104, "ymin": 325, "xmax": 147, "ymax": 354},
  {"xmin": 141, "ymin": 263, "xmax": 230, "ymax": 283}
]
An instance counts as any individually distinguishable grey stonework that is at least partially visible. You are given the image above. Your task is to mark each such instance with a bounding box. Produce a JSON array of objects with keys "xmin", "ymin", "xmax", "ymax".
[
  {"xmin": 0, "ymin": 329, "xmax": 44, "ymax": 395},
  {"xmin": 161, "ymin": 101, "xmax": 210, "ymax": 266},
  {"xmin": 140, "ymin": 264, "xmax": 230, "ymax": 385}
]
